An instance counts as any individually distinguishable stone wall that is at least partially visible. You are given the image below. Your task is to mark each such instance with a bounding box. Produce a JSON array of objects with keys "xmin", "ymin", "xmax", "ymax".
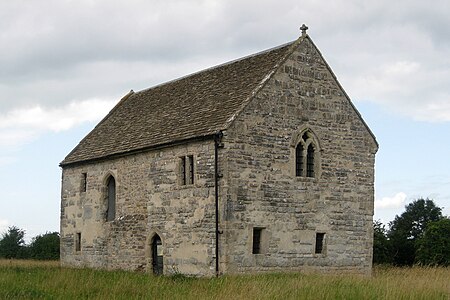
[
  {"xmin": 220, "ymin": 37, "xmax": 377, "ymax": 275},
  {"xmin": 61, "ymin": 139, "xmax": 218, "ymax": 276}
]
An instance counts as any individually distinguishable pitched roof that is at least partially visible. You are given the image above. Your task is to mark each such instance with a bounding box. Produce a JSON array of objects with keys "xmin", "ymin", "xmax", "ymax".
[{"xmin": 61, "ymin": 40, "xmax": 296, "ymax": 166}]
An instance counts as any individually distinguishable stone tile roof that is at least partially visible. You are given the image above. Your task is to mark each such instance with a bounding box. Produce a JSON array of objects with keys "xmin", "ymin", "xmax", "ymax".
[{"xmin": 61, "ymin": 41, "xmax": 296, "ymax": 166}]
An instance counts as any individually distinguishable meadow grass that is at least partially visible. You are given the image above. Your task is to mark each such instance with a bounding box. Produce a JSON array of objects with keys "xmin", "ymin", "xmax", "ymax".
[{"xmin": 0, "ymin": 260, "xmax": 448, "ymax": 299}]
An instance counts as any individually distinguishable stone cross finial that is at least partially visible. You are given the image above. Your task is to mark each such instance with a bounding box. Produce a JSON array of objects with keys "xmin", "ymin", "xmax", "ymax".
[{"xmin": 300, "ymin": 24, "xmax": 308, "ymax": 37}]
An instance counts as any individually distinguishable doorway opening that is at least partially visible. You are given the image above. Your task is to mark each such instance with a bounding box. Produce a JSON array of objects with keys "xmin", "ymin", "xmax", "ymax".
[{"xmin": 151, "ymin": 234, "xmax": 163, "ymax": 275}]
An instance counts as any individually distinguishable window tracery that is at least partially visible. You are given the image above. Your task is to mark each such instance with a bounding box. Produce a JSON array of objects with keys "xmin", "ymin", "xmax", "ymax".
[{"xmin": 294, "ymin": 129, "xmax": 319, "ymax": 178}]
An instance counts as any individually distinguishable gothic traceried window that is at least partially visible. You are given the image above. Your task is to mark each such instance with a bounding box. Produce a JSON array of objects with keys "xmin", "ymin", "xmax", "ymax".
[{"xmin": 295, "ymin": 130, "xmax": 319, "ymax": 178}]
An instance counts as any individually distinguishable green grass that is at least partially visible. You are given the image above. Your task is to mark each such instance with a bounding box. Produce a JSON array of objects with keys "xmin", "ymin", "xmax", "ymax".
[{"xmin": 0, "ymin": 260, "xmax": 449, "ymax": 299}]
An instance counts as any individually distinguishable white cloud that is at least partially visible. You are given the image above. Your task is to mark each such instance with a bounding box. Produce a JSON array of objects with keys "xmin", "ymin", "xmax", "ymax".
[
  {"xmin": 375, "ymin": 192, "xmax": 407, "ymax": 209},
  {"xmin": 384, "ymin": 61, "xmax": 420, "ymax": 75},
  {"xmin": 0, "ymin": 98, "xmax": 117, "ymax": 148},
  {"xmin": 0, "ymin": 129, "xmax": 35, "ymax": 148},
  {"xmin": 1, "ymin": 0, "xmax": 449, "ymax": 123},
  {"xmin": 349, "ymin": 58, "xmax": 450, "ymax": 122}
]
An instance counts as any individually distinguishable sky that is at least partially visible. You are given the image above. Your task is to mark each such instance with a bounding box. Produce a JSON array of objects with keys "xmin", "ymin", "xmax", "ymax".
[{"xmin": 1, "ymin": 0, "xmax": 449, "ymax": 241}]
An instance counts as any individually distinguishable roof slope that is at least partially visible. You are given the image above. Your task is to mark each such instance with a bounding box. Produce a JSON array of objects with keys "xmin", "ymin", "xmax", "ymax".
[{"xmin": 61, "ymin": 41, "xmax": 295, "ymax": 166}]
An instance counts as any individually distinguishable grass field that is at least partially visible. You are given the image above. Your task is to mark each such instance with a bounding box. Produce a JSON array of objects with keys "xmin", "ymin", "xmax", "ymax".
[{"xmin": 0, "ymin": 260, "xmax": 449, "ymax": 299}]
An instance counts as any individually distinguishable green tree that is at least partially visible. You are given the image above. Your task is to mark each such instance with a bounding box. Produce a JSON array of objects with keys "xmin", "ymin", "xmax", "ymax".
[
  {"xmin": 416, "ymin": 218, "xmax": 450, "ymax": 266},
  {"xmin": 0, "ymin": 226, "xmax": 26, "ymax": 259},
  {"xmin": 373, "ymin": 220, "xmax": 391, "ymax": 264},
  {"xmin": 28, "ymin": 232, "xmax": 60, "ymax": 260},
  {"xmin": 388, "ymin": 198, "xmax": 443, "ymax": 266}
]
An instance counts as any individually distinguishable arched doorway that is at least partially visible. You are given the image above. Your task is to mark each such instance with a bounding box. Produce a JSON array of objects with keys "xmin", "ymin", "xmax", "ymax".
[{"xmin": 151, "ymin": 234, "xmax": 163, "ymax": 275}]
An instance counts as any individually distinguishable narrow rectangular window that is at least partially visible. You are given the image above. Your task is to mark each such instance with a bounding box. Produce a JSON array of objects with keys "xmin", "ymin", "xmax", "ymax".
[
  {"xmin": 252, "ymin": 228, "xmax": 263, "ymax": 254},
  {"xmin": 306, "ymin": 145, "xmax": 315, "ymax": 178},
  {"xmin": 180, "ymin": 156, "xmax": 186, "ymax": 185},
  {"xmin": 81, "ymin": 173, "xmax": 87, "ymax": 192},
  {"xmin": 295, "ymin": 144, "xmax": 304, "ymax": 176},
  {"xmin": 315, "ymin": 232, "xmax": 325, "ymax": 254},
  {"xmin": 188, "ymin": 155, "xmax": 194, "ymax": 184},
  {"xmin": 75, "ymin": 232, "xmax": 81, "ymax": 252},
  {"xmin": 180, "ymin": 155, "xmax": 195, "ymax": 185}
]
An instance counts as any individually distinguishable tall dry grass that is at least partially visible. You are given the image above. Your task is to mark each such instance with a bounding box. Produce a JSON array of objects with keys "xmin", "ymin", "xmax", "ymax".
[
  {"xmin": 0, "ymin": 259, "xmax": 59, "ymax": 268},
  {"xmin": 0, "ymin": 260, "xmax": 448, "ymax": 299}
]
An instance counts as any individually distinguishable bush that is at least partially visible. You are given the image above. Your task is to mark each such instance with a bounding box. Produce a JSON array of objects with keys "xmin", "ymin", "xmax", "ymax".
[
  {"xmin": 0, "ymin": 227, "xmax": 60, "ymax": 260},
  {"xmin": 416, "ymin": 218, "xmax": 450, "ymax": 266},
  {"xmin": 28, "ymin": 232, "xmax": 60, "ymax": 260}
]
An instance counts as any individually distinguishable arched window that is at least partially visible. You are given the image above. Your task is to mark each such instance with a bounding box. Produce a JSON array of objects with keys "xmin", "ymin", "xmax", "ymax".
[
  {"xmin": 294, "ymin": 129, "xmax": 319, "ymax": 178},
  {"xmin": 106, "ymin": 176, "xmax": 116, "ymax": 221}
]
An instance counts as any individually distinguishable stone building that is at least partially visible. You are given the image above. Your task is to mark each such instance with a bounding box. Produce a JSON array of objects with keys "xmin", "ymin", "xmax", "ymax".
[{"xmin": 60, "ymin": 26, "xmax": 378, "ymax": 276}]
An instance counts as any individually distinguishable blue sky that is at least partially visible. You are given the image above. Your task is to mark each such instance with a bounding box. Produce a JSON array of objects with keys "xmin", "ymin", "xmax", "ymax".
[
  {"xmin": 358, "ymin": 102, "xmax": 450, "ymax": 223},
  {"xmin": 0, "ymin": 0, "xmax": 449, "ymax": 241}
]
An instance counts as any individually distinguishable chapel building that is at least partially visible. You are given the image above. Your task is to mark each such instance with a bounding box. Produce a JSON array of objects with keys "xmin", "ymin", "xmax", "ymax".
[{"xmin": 60, "ymin": 26, "xmax": 378, "ymax": 276}]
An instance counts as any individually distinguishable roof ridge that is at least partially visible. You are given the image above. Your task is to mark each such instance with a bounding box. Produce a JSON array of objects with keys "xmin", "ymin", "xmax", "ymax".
[
  {"xmin": 136, "ymin": 41, "xmax": 296, "ymax": 95},
  {"xmin": 61, "ymin": 38, "xmax": 303, "ymax": 166}
]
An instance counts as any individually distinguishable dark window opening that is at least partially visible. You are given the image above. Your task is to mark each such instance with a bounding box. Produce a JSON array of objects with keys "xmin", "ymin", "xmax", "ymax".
[
  {"xmin": 180, "ymin": 156, "xmax": 186, "ymax": 185},
  {"xmin": 106, "ymin": 176, "xmax": 116, "ymax": 222},
  {"xmin": 315, "ymin": 232, "xmax": 325, "ymax": 254},
  {"xmin": 188, "ymin": 155, "xmax": 194, "ymax": 184},
  {"xmin": 180, "ymin": 155, "xmax": 194, "ymax": 185},
  {"xmin": 75, "ymin": 232, "xmax": 81, "ymax": 252},
  {"xmin": 81, "ymin": 173, "xmax": 87, "ymax": 192},
  {"xmin": 306, "ymin": 144, "xmax": 315, "ymax": 177},
  {"xmin": 252, "ymin": 228, "xmax": 263, "ymax": 254},
  {"xmin": 302, "ymin": 132, "xmax": 309, "ymax": 141},
  {"xmin": 295, "ymin": 144, "xmax": 304, "ymax": 177}
]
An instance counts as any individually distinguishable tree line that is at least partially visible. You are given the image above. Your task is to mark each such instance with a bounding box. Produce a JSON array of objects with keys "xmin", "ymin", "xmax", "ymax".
[
  {"xmin": 373, "ymin": 198, "xmax": 450, "ymax": 266},
  {"xmin": 0, "ymin": 227, "xmax": 59, "ymax": 260}
]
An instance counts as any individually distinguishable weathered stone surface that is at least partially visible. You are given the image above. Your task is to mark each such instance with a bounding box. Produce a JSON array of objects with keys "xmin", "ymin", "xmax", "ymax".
[
  {"xmin": 220, "ymin": 37, "xmax": 376, "ymax": 275},
  {"xmin": 61, "ymin": 140, "xmax": 217, "ymax": 276},
  {"xmin": 60, "ymin": 34, "xmax": 377, "ymax": 276}
]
